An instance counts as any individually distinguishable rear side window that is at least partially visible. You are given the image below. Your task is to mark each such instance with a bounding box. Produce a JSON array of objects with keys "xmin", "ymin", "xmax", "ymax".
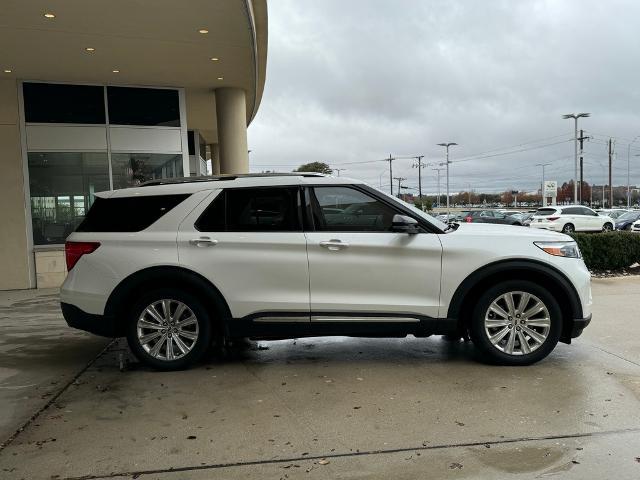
[
  {"xmin": 561, "ymin": 207, "xmax": 581, "ymax": 215},
  {"xmin": 76, "ymin": 194, "xmax": 190, "ymax": 232},
  {"xmin": 196, "ymin": 187, "xmax": 301, "ymax": 232},
  {"xmin": 535, "ymin": 208, "xmax": 558, "ymax": 216}
]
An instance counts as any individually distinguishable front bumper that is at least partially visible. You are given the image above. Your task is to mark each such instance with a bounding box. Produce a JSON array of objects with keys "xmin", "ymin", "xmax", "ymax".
[
  {"xmin": 568, "ymin": 313, "xmax": 592, "ymax": 339},
  {"xmin": 61, "ymin": 303, "xmax": 118, "ymax": 337}
]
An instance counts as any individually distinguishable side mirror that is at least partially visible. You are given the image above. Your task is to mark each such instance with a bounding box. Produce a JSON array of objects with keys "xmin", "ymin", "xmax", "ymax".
[{"xmin": 392, "ymin": 214, "xmax": 420, "ymax": 234}]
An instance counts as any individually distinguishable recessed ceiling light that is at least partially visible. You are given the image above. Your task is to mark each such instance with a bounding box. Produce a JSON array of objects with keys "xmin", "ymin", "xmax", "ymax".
[
  {"xmin": 198, "ymin": 29, "xmax": 209, "ymax": 34},
  {"xmin": 112, "ymin": 69, "xmax": 120, "ymax": 73},
  {"xmin": 85, "ymin": 47, "xmax": 96, "ymax": 52},
  {"xmin": 217, "ymin": 76, "xmax": 224, "ymax": 80},
  {"xmin": 3, "ymin": 69, "xmax": 12, "ymax": 73},
  {"xmin": 210, "ymin": 57, "xmax": 219, "ymax": 62},
  {"xmin": 44, "ymin": 13, "xmax": 55, "ymax": 18}
]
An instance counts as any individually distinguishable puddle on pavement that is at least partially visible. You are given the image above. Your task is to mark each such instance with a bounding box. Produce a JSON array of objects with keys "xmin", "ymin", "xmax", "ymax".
[{"xmin": 470, "ymin": 444, "xmax": 573, "ymax": 475}]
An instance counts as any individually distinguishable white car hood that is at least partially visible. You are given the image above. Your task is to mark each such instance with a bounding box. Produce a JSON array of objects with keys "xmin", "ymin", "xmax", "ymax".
[{"xmin": 451, "ymin": 222, "xmax": 571, "ymax": 241}]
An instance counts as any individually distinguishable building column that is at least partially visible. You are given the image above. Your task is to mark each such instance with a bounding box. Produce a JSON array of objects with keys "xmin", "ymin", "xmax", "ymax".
[
  {"xmin": 0, "ymin": 79, "xmax": 33, "ymax": 289},
  {"xmin": 214, "ymin": 88, "xmax": 249, "ymax": 174},
  {"xmin": 209, "ymin": 143, "xmax": 220, "ymax": 175}
]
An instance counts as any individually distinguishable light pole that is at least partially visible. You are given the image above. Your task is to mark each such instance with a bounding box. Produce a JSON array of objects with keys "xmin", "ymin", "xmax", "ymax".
[
  {"xmin": 536, "ymin": 163, "xmax": 551, "ymax": 206},
  {"xmin": 412, "ymin": 156, "xmax": 425, "ymax": 199},
  {"xmin": 333, "ymin": 168, "xmax": 346, "ymax": 177},
  {"xmin": 437, "ymin": 142, "xmax": 457, "ymax": 215},
  {"xmin": 562, "ymin": 113, "xmax": 590, "ymax": 204}
]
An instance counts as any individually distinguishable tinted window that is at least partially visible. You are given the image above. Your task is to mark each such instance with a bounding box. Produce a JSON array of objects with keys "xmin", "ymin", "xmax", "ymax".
[
  {"xmin": 76, "ymin": 194, "xmax": 190, "ymax": 232},
  {"xmin": 23, "ymin": 83, "xmax": 106, "ymax": 124},
  {"xmin": 107, "ymin": 87, "xmax": 180, "ymax": 126},
  {"xmin": 579, "ymin": 207, "xmax": 597, "ymax": 216},
  {"xmin": 561, "ymin": 207, "xmax": 581, "ymax": 215},
  {"xmin": 312, "ymin": 186, "xmax": 398, "ymax": 232},
  {"xmin": 196, "ymin": 188, "xmax": 300, "ymax": 232}
]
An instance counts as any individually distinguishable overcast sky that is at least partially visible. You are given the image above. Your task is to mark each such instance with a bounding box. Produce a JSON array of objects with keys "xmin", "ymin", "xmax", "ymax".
[{"xmin": 248, "ymin": 0, "xmax": 640, "ymax": 196}]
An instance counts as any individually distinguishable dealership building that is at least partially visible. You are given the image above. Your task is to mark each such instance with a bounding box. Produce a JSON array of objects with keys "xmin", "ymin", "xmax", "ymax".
[{"xmin": 0, "ymin": 0, "xmax": 267, "ymax": 290}]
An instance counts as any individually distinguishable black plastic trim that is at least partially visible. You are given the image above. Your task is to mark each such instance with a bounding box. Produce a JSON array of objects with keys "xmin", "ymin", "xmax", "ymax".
[
  {"xmin": 61, "ymin": 303, "xmax": 117, "ymax": 337},
  {"xmin": 570, "ymin": 313, "xmax": 592, "ymax": 338}
]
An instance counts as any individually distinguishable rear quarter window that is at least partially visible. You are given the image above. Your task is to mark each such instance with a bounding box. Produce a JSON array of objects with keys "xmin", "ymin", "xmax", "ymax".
[{"xmin": 76, "ymin": 194, "xmax": 190, "ymax": 232}]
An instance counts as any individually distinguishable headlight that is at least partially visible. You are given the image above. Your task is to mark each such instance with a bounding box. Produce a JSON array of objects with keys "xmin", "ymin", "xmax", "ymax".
[{"xmin": 534, "ymin": 241, "xmax": 581, "ymax": 258}]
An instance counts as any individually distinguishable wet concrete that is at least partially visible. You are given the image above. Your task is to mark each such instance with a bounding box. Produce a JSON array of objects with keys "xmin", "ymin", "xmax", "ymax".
[{"xmin": 1, "ymin": 279, "xmax": 640, "ymax": 479}]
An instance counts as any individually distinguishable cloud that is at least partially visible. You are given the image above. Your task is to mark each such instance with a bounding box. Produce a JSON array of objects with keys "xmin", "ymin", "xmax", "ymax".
[{"xmin": 248, "ymin": 0, "xmax": 640, "ymax": 194}]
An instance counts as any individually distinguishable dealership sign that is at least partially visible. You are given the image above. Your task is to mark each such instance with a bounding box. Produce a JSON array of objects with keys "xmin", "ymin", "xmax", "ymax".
[{"xmin": 544, "ymin": 181, "xmax": 557, "ymax": 196}]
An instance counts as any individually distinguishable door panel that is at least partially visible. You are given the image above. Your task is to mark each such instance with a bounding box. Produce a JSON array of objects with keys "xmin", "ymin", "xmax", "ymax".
[
  {"xmin": 177, "ymin": 188, "xmax": 310, "ymax": 319},
  {"xmin": 306, "ymin": 186, "xmax": 442, "ymax": 319}
]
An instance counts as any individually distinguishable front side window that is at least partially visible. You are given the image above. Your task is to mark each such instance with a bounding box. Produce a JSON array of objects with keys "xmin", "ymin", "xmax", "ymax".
[
  {"xmin": 312, "ymin": 186, "xmax": 398, "ymax": 232},
  {"xmin": 196, "ymin": 188, "xmax": 301, "ymax": 232}
]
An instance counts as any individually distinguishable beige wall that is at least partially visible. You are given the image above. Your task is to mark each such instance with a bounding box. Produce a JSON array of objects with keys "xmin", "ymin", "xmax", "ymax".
[{"xmin": 0, "ymin": 79, "xmax": 32, "ymax": 290}]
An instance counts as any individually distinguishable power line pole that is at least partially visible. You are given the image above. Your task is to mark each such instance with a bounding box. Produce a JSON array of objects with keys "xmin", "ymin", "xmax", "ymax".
[
  {"xmin": 333, "ymin": 168, "xmax": 346, "ymax": 177},
  {"xmin": 437, "ymin": 142, "xmax": 458, "ymax": 216},
  {"xmin": 393, "ymin": 177, "xmax": 406, "ymax": 198},
  {"xmin": 577, "ymin": 129, "xmax": 589, "ymax": 204},
  {"xmin": 432, "ymin": 167, "xmax": 444, "ymax": 208},
  {"xmin": 562, "ymin": 113, "xmax": 590, "ymax": 204},
  {"xmin": 608, "ymin": 139, "xmax": 614, "ymax": 207},
  {"xmin": 412, "ymin": 155, "xmax": 425, "ymax": 199},
  {"xmin": 386, "ymin": 154, "xmax": 395, "ymax": 196}
]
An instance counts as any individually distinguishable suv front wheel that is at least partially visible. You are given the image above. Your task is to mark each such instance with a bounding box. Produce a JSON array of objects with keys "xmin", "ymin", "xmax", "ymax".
[
  {"xmin": 126, "ymin": 289, "xmax": 212, "ymax": 370},
  {"xmin": 470, "ymin": 281, "xmax": 562, "ymax": 365}
]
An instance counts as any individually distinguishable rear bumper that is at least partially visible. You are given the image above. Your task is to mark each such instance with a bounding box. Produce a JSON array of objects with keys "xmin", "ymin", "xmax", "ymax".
[{"xmin": 61, "ymin": 303, "xmax": 118, "ymax": 337}]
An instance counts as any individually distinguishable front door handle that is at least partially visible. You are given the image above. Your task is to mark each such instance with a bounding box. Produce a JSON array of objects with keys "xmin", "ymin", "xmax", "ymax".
[
  {"xmin": 189, "ymin": 237, "xmax": 218, "ymax": 247},
  {"xmin": 319, "ymin": 239, "xmax": 349, "ymax": 251}
]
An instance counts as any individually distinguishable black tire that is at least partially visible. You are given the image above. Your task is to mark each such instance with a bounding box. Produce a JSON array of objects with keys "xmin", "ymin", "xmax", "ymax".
[
  {"xmin": 602, "ymin": 222, "xmax": 613, "ymax": 232},
  {"xmin": 469, "ymin": 280, "xmax": 562, "ymax": 366},
  {"xmin": 126, "ymin": 288, "xmax": 213, "ymax": 371},
  {"xmin": 561, "ymin": 223, "xmax": 575, "ymax": 233}
]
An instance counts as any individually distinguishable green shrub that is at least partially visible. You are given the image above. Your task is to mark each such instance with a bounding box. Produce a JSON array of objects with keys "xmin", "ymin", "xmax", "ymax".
[{"xmin": 569, "ymin": 232, "xmax": 640, "ymax": 270}]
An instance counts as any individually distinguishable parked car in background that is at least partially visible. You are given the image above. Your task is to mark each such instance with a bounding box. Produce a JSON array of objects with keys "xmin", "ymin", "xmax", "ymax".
[
  {"xmin": 462, "ymin": 210, "xmax": 524, "ymax": 226},
  {"xmin": 631, "ymin": 220, "xmax": 640, "ymax": 233},
  {"xmin": 436, "ymin": 213, "xmax": 458, "ymax": 223},
  {"xmin": 615, "ymin": 210, "xmax": 640, "ymax": 230},
  {"xmin": 596, "ymin": 208, "xmax": 629, "ymax": 220},
  {"xmin": 509, "ymin": 212, "xmax": 535, "ymax": 226},
  {"xmin": 531, "ymin": 205, "xmax": 614, "ymax": 233}
]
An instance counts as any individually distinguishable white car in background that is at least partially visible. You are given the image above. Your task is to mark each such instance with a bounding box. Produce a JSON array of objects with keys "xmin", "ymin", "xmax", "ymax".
[
  {"xmin": 631, "ymin": 220, "xmax": 640, "ymax": 233},
  {"xmin": 531, "ymin": 205, "xmax": 614, "ymax": 234}
]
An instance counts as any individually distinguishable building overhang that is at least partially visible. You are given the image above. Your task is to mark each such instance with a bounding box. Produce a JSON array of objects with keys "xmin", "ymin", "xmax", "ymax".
[{"xmin": 0, "ymin": 0, "xmax": 268, "ymax": 144}]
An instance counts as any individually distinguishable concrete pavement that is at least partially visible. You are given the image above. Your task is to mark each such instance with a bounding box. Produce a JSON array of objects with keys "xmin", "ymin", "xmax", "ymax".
[{"xmin": 0, "ymin": 278, "xmax": 639, "ymax": 479}]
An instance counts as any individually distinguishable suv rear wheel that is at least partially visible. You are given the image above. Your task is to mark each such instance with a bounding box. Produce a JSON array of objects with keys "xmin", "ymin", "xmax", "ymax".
[
  {"xmin": 561, "ymin": 223, "xmax": 575, "ymax": 233},
  {"xmin": 126, "ymin": 289, "xmax": 212, "ymax": 370},
  {"xmin": 470, "ymin": 280, "xmax": 562, "ymax": 365}
]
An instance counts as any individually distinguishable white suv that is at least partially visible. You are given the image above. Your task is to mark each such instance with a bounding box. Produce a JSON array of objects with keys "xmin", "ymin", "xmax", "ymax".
[
  {"xmin": 60, "ymin": 174, "xmax": 592, "ymax": 370},
  {"xmin": 530, "ymin": 205, "xmax": 614, "ymax": 234}
]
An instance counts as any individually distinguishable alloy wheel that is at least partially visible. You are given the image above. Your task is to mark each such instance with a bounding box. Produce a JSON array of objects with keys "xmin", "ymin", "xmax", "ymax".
[
  {"xmin": 136, "ymin": 299, "xmax": 199, "ymax": 361},
  {"xmin": 484, "ymin": 291, "xmax": 551, "ymax": 356}
]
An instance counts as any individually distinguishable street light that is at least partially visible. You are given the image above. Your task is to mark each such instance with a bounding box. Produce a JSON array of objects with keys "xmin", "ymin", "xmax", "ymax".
[
  {"xmin": 536, "ymin": 163, "xmax": 551, "ymax": 206},
  {"xmin": 562, "ymin": 113, "xmax": 590, "ymax": 204},
  {"xmin": 437, "ymin": 142, "xmax": 458, "ymax": 215}
]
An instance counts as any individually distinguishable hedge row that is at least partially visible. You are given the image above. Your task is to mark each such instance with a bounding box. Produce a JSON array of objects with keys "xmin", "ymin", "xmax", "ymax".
[{"xmin": 570, "ymin": 232, "xmax": 640, "ymax": 270}]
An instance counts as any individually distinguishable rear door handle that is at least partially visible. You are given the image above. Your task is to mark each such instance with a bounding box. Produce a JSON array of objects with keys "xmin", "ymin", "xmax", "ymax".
[
  {"xmin": 189, "ymin": 237, "xmax": 218, "ymax": 247},
  {"xmin": 319, "ymin": 239, "xmax": 349, "ymax": 251}
]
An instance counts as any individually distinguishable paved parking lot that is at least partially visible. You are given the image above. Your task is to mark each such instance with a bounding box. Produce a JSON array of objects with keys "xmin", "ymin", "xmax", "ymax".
[{"xmin": 1, "ymin": 278, "xmax": 639, "ymax": 479}]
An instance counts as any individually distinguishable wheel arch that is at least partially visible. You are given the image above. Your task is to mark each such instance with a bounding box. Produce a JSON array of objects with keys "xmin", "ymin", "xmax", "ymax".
[
  {"xmin": 447, "ymin": 259, "xmax": 583, "ymax": 343},
  {"xmin": 104, "ymin": 266, "xmax": 232, "ymax": 337}
]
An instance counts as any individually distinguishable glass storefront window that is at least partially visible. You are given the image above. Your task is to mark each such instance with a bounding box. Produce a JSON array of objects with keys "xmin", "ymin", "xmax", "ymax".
[
  {"xmin": 111, "ymin": 153, "xmax": 184, "ymax": 189},
  {"xmin": 107, "ymin": 87, "xmax": 181, "ymax": 127},
  {"xmin": 28, "ymin": 152, "xmax": 110, "ymax": 245},
  {"xmin": 23, "ymin": 83, "xmax": 106, "ymax": 124}
]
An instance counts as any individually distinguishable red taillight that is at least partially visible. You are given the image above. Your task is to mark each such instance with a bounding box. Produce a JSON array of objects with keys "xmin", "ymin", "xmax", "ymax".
[
  {"xmin": 65, "ymin": 241, "xmax": 100, "ymax": 271},
  {"xmin": 547, "ymin": 216, "xmax": 560, "ymax": 221},
  {"xmin": 465, "ymin": 216, "xmax": 472, "ymax": 222}
]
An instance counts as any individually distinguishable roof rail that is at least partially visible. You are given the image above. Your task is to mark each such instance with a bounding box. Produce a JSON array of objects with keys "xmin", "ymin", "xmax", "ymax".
[{"xmin": 140, "ymin": 172, "xmax": 326, "ymax": 187}]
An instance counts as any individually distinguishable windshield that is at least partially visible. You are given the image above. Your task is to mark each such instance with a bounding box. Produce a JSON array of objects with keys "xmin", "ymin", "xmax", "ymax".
[{"xmin": 617, "ymin": 211, "xmax": 640, "ymax": 221}]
